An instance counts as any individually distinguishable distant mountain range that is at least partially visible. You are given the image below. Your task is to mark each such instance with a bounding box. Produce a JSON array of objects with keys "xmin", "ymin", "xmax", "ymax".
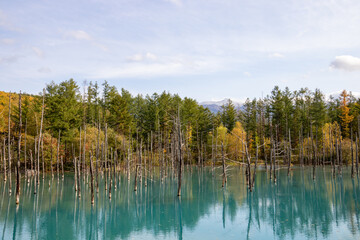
[
  {"xmin": 200, "ymin": 92, "xmax": 360, "ymax": 113},
  {"xmin": 326, "ymin": 91, "xmax": 360, "ymax": 100},
  {"xmin": 200, "ymin": 98, "xmax": 244, "ymax": 113}
]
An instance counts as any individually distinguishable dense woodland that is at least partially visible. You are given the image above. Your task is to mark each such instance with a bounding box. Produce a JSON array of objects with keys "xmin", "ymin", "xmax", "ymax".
[{"xmin": 1, "ymin": 79, "xmax": 360, "ymax": 203}]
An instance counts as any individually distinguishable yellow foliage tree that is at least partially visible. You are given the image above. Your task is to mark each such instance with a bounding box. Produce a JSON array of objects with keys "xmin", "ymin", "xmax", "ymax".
[
  {"xmin": 186, "ymin": 125, "xmax": 192, "ymax": 145},
  {"xmin": 228, "ymin": 122, "xmax": 246, "ymax": 161},
  {"xmin": 216, "ymin": 124, "xmax": 228, "ymax": 145},
  {"xmin": 339, "ymin": 90, "xmax": 353, "ymax": 138},
  {"xmin": 0, "ymin": 91, "xmax": 34, "ymax": 133},
  {"xmin": 322, "ymin": 122, "xmax": 341, "ymax": 154}
]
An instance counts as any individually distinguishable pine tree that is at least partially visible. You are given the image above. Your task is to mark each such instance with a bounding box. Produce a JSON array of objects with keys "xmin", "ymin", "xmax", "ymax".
[{"xmin": 220, "ymin": 99, "xmax": 237, "ymax": 132}]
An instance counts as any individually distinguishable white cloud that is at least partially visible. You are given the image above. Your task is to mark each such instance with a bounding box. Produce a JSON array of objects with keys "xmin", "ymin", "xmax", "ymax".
[
  {"xmin": 90, "ymin": 56, "xmax": 221, "ymax": 79},
  {"xmin": 243, "ymin": 72, "xmax": 251, "ymax": 76},
  {"xmin": 32, "ymin": 47, "xmax": 44, "ymax": 58},
  {"xmin": 330, "ymin": 55, "xmax": 360, "ymax": 71},
  {"xmin": 146, "ymin": 52, "xmax": 157, "ymax": 60},
  {"xmin": 0, "ymin": 55, "xmax": 20, "ymax": 64},
  {"xmin": 1, "ymin": 38, "xmax": 15, "ymax": 44},
  {"xmin": 64, "ymin": 30, "xmax": 108, "ymax": 51},
  {"xmin": 66, "ymin": 30, "xmax": 92, "ymax": 41},
  {"xmin": 38, "ymin": 67, "xmax": 51, "ymax": 73},
  {"xmin": 269, "ymin": 53, "xmax": 284, "ymax": 58},
  {"xmin": 0, "ymin": 10, "xmax": 21, "ymax": 32},
  {"xmin": 92, "ymin": 62, "xmax": 183, "ymax": 78},
  {"xmin": 302, "ymin": 73, "xmax": 310, "ymax": 79},
  {"xmin": 164, "ymin": 0, "xmax": 182, "ymax": 7},
  {"xmin": 0, "ymin": 10, "xmax": 7, "ymax": 27},
  {"xmin": 127, "ymin": 53, "xmax": 144, "ymax": 62},
  {"xmin": 127, "ymin": 52, "xmax": 157, "ymax": 62},
  {"xmin": 92, "ymin": 42, "xmax": 108, "ymax": 51}
]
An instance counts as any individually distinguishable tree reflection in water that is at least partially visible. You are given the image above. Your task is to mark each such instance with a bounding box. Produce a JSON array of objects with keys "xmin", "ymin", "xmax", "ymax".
[{"xmin": 0, "ymin": 167, "xmax": 360, "ymax": 239}]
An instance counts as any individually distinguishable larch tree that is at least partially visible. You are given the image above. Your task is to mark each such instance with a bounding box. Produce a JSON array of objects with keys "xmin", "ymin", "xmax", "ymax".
[{"xmin": 339, "ymin": 90, "xmax": 354, "ymax": 138}]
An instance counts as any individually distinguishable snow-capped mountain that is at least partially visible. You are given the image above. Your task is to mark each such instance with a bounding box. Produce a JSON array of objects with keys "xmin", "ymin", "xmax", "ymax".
[
  {"xmin": 200, "ymin": 91, "xmax": 360, "ymax": 113},
  {"xmin": 200, "ymin": 98, "xmax": 244, "ymax": 113},
  {"xmin": 326, "ymin": 91, "xmax": 360, "ymax": 100}
]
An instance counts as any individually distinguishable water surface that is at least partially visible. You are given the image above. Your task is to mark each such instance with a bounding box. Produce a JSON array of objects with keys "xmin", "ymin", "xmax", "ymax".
[{"xmin": 1, "ymin": 167, "xmax": 360, "ymax": 239}]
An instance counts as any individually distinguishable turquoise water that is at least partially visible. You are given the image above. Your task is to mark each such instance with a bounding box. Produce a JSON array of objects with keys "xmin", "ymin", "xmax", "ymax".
[{"xmin": 0, "ymin": 167, "xmax": 360, "ymax": 240}]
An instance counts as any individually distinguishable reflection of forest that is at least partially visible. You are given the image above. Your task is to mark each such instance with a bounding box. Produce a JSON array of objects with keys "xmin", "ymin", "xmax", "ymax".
[{"xmin": 0, "ymin": 167, "xmax": 359, "ymax": 239}]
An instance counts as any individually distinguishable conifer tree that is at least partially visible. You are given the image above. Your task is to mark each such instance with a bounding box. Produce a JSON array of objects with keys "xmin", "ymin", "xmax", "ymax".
[{"xmin": 339, "ymin": 90, "xmax": 354, "ymax": 138}]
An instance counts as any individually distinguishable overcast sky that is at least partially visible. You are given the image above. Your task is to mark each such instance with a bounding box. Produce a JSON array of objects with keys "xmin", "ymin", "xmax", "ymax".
[{"xmin": 1, "ymin": 0, "xmax": 360, "ymax": 102}]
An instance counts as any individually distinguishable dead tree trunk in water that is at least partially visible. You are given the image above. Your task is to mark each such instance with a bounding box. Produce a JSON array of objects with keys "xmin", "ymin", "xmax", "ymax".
[
  {"xmin": 41, "ymin": 136, "xmax": 44, "ymax": 179},
  {"xmin": 113, "ymin": 143, "xmax": 117, "ymax": 190},
  {"xmin": 144, "ymin": 143, "xmax": 147, "ymax": 187},
  {"xmin": 57, "ymin": 130, "xmax": 61, "ymax": 180},
  {"xmin": 35, "ymin": 138, "xmax": 39, "ymax": 185},
  {"xmin": 298, "ymin": 129, "xmax": 301, "ymax": 167},
  {"xmin": 74, "ymin": 156, "xmax": 78, "ymax": 192},
  {"xmin": 357, "ymin": 116, "xmax": 360, "ymax": 176},
  {"xmin": 322, "ymin": 131, "xmax": 326, "ymax": 167},
  {"xmin": 251, "ymin": 143, "xmax": 258, "ymax": 190},
  {"xmin": 79, "ymin": 127, "xmax": 82, "ymax": 182},
  {"xmin": 356, "ymin": 136, "xmax": 359, "ymax": 176},
  {"xmin": 0, "ymin": 147, "xmax": 2, "ymax": 180},
  {"xmin": 24, "ymin": 119, "xmax": 27, "ymax": 179},
  {"xmin": 159, "ymin": 132, "xmax": 163, "ymax": 182},
  {"xmin": 177, "ymin": 109, "xmax": 183, "ymax": 197},
  {"xmin": 61, "ymin": 156, "xmax": 64, "ymax": 179},
  {"xmin": 38, "ymin": 89, "xmax": 45, "ymax": 181},
  {"xmin": 221, "ymin": 142, "xmax": 227, "ymax": 188},
  {"xmin": 83, "ymin": 125, "xmax": 86, "ymax": 178},
  {"xmin": 96, "ymin": 122, "xmax": 100, "ymax": 193},
  {"xmin": 127, "ymin": 141, "xmax": 131, "ymax": 181},
  {"xmin": 16, "ymin": 92, "xmax": 22, "ymax": 205},
  {"xmin": 109, "ymin": 148, "xmax": 112, "ymax": 199},
  {"xmin": 211, "ymin": 127, "xmax": 215, "ymax": 172},
  {"xmin": 310, "ymin": 123, "xmax": 316, "ymax": 180},
  {"xmin": 134, "ymin": 137, "xmax": 140, "ymax": 192},
  {"xmin": 269, "ymin": 122, "xmax": 273, "ymax": 180},
  {"xmin": 104, "ymin": 124, "xmax": 108, "ymax": 190},
  {"xmin": 3, "ymin": 138, "xmax": 7, "ymax": 182},
  {"xmin": 197, "ymin": 125, "xmax": 200, "ymax": 168},
  {"xmin": 339, "ymin": 135, "xmax": 343, "ymax": 176},
  {"xmin": 245, "ymin": 140, "xmax": 252, "ymax": 190},
  {"xmin": 215, "ymin": 132, "xmax": 218, "ymax": 171},
  {"xmin": 8, "ymin": 92, "xmax": 12, "ymax": 194},
  {"xmin": 334, "ymin": 130, "xmax": 339, "ymax": 174},
  {"xmin": 134, "ymin": 164, "xmax": 138, "ymax": 192},
  {"xmin": 351, "ymin": 130, "xmax": 354, "ymax": 178},
  {"xmin": 29, "ymin": 149, "xmax": 33, "ymax": 184},
  {"xmin": 329, "ymin": 126, "xmax": 334, "ymax": 175},
  {"xmin": 287, "ymin": 129, "xmax": 291, "ymax": 176},
  {"xmin": 77, "ymin": 157, "xmax": 81, "ymax": 198},
  {"xmin": 272, "ymin": 144, "xmax": 276, "ymax": 183},
  {"xmin": 138, "ymin": 141, "xmax": 142, "ymax": 190},
  {"xmin": 273, "ymin": 125, "xmax": 278, "ymax": 183},
  {"xmin": 150, "ymin": 131, "xmax": 153, "ymax": 177},
  {"xmin": 34, "ymin": 145, "xmax": 37, "ymax": 194},
  {"xmin": 138, "ymin": 139, "xmax": 142, "ymax": 183},
  {"xmin": 263, "ymin": 136, "xmax": 267, "ymax": 171},
  {"xmin": 269, "ymin": 146, "xmax": 273, "ymax": 180},
  {"xmin": 89, "ymin": 151, "xmax": 94, "ymax": 204}
]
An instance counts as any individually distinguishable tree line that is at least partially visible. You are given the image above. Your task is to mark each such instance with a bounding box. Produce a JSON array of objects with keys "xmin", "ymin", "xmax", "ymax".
[{"xmin": 1, "ymin": 79, "xmax": 360, "ymax": 202}]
